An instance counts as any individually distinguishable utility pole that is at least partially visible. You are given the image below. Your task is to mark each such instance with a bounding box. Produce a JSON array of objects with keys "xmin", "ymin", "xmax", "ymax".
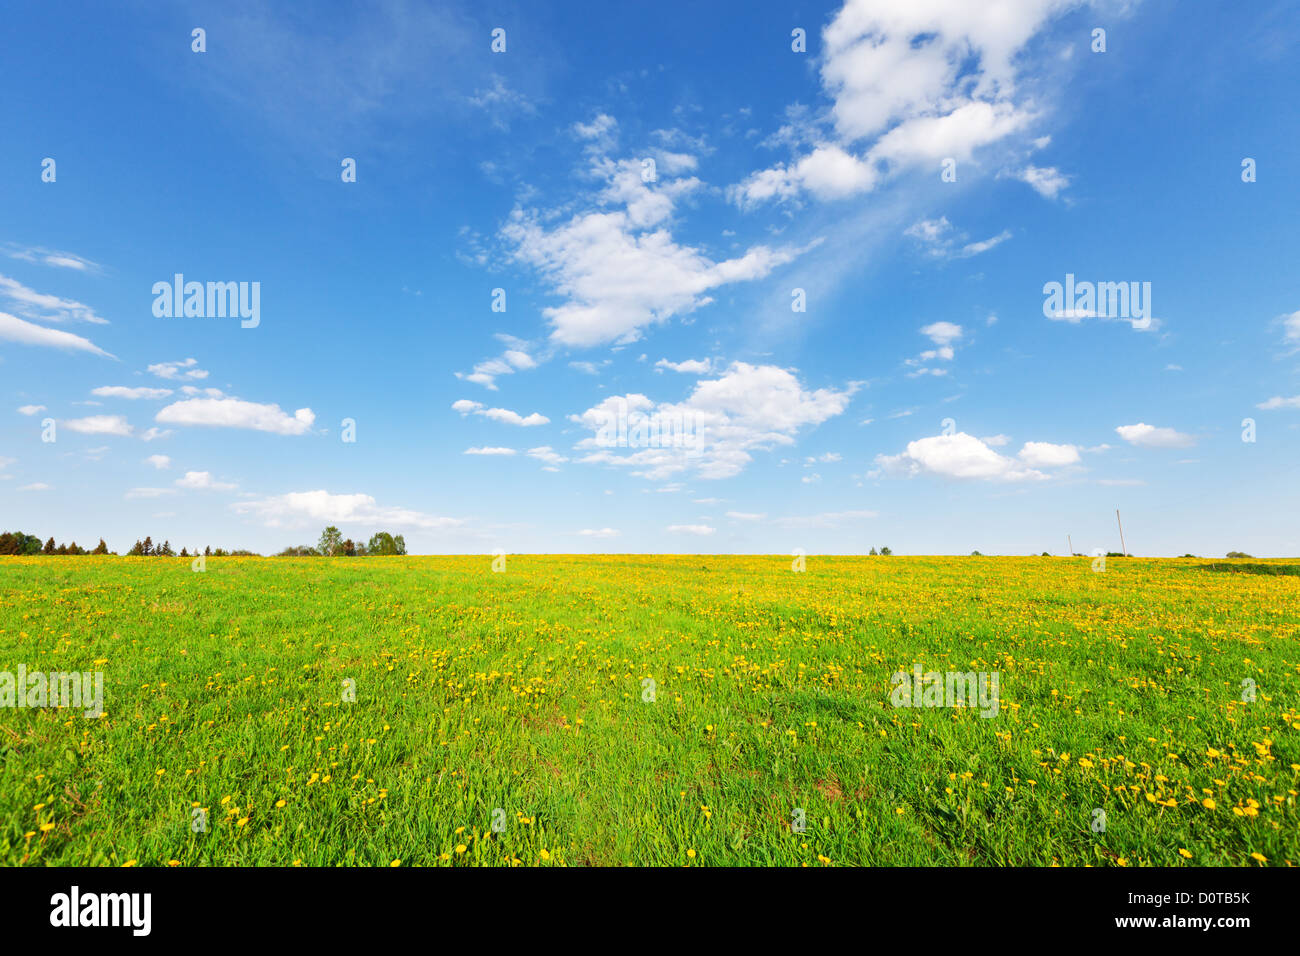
[
  {"xmin": 1067, "ymin": 534, "xmax": 1073, "ymax": 557},
  {"xmin": 1116, "ymin": 510, "xmax": 1127, "ymax": 557}
]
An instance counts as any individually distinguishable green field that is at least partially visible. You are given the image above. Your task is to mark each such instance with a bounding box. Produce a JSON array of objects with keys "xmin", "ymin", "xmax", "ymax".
[{"xmin": 1, "ymin": 555, "xmax": 1296, "ymax": 866}]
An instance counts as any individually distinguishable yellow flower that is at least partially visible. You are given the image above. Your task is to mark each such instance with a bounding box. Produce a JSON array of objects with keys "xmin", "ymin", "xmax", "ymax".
[
  {"xmin": 455, "ymin": 844, "xmax": 467, "ymax": 854},
  {"xmin": 687, "ymin": 849, "xmax": 696, "ymax": 859},
  {"xmin": 39, "ymin": 822, "xmax": 55, "ymax": 832},
  {"xmin": 390, "ymin": 859, "xmax": 401, "ymax": 867},
  {"xmin": 122, "ymin": 859, "xmax": 137, "ymax": 867},
  {"xmin": 1201, "ymin": 798, "xmax": 1216, "ymax": 810},
  {"xmin": 275, "ymin": 799, "xmax": 286, "ymax": 808},
  {"xmin": 1178, "ymin": 849, "xmax": 1192, "ymax": 858},
  {"xmin": 540, "ymin": 849, "xmax": 551, "ymax": 861},
  {"xmin": 1250, "ymin": 852, "xmax": 1267, "ymax": 864}
]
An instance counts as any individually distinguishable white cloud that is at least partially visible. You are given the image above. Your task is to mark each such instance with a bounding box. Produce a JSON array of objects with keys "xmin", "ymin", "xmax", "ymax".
[
  {"xmin": 451, "ymin": 399, "xmax": 549, "ymax": 426},
  {"xmin": 875, "ymin": 432, "xmax": 1052, "ymax": 482},
  {"xmin": 156, "ymin": 398, "xmax": 315, "ymax": 435},
  {"xmin": 233, "ymin": 490, "xmax": 464, "ymax": 531},
  {"xmin": 726, "ymin": 511, "xmax": 767, "ymax": 521},
  {"xmin": 730, "ymin": 144, "xmax": 878, "ymax": 207},
  {"xmin": 921, "ymin": 321, "xmax": 963, "ymax": 347},
  {"xmin": 175, "ymin": 470, "xmax": 237, "ymax": 491},
  {"xmin": 62, "ymin": 414, "xmax": 132, "ymax": 436},
  {"xmin": 0, "ymin": 311, "xmax": 114, "ymax": 358},
  {"xmin": 148, "ymin": 358, "xmax": 209, "ymax": 381},
  {"xmin": 455, "ymin": 345, "xmax": 538, "ymax": 390},
  {"xmin": 572, "ymin": 362, "xmax": 857, "ymax": 480},
  {"xmin": 140, "ymin": 427, "xmax": 172, "ymax": 442},
  {"xmin": 1115, "ymin": 423, "xmax": 1196, "ymax": 449},
  {"xmin": 144, "ymin": 454, "xmax": 171, "ymax": 469},
  {"xmin": 906, "ymin": 219, "xmax": 1010, "ymax": 259},
  {"xmin": 0, "ymin": 274, "xmax": 107, "ymax": 324},
  {"xmin": 464, "ymin": 446, "xmax": 516, "ymax": 456},
  {"xmin": 655, "ymin": 358, "xmax": 713, "ymax": 374},
  {"xmin": 734, "ymin": 0, "xmax": 1071, "ymax": 206},
  {"xmin": 92, "ymin": 386, "xmax": 174, "ymax": 400},
  {"xmin": 667, "ymin": 524, "xmax": 716, "ymax": 536},
  {"xmin": 1017, "ymin": 441, "xmax": 1080, "ymax": 467},
  {"xmin": 467, "ymin": 74, "xmax": 537, "ymax": 131},
  {"xmin": 1281, "ymin": 310, "xmax": 1300, "ymax": 351},
  {"xmin": 573, "ymin": 113, "xmax": 617, "ymax": 142},
  {"xmin": 18, "ymin": 482, "xmax": 50, "ymax": 491},
  {"xmin": 1257, "ymin": 395, "xmax": 1300, "ymax": 410},
  {"xmin": 17, "ymin": 404, "xmax": 46, "ymax": 415},
  {"xmin": 503, "ymin": 156, "xmax": 797, "ymax": 347},
  {"xmin": 6, "ymin": 246, "xmax": 101, "ymax": 272},
  {"xmin": 1014, "ymin": 164, "xmax": 1070, "ymax": 198},
  {"xmin": 526, "ymin": 446, "xmax": 568, "ymax": 465},
  {"xmin": 577, "ymin": 528, "xmax": 620, "ymax": 538}
]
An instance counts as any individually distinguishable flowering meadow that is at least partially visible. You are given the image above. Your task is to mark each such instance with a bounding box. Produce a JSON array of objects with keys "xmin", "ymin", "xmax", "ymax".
[{"xmin": 1, "ymin": 555, "xmax": 1296, "ymax": 867}]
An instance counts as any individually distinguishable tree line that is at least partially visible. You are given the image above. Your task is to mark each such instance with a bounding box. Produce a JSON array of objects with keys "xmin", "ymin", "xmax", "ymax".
[
  {"xmin": 1, "ymin": 527, "xmax": 409, "ymax": 557},
  {"xmin": 277, "ymin": 528, "xmax": 407, "ymax": 557}
]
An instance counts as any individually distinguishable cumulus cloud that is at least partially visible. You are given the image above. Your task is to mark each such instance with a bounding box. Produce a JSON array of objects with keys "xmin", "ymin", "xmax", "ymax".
[
  {"xmin": 1115, "ymin": 423, "xmax": 1196, "ymax": 448},
  {"xmin": 464, "ymin": 446, "xmax": 516, "ymax": 455},
  {"xmin": 1257, "ymin": 395, "xmax": 1300, "ymax": 410},
  {"xmin": 667, "ymin": 524, "xmax": 716, "ymax": 536},
  {"xmin": 17, "ymin": 404, "xmax": 46, "ymax": 415},
  {"xmin": 577, "ymin": 527, "xmax": 620, "ymax": 538},
  {"xmin": 875, "ymin": 432, "xmax": 1055, "ymax": 481},
  {"xmin": 503, "ymin": 155, "xmax": 797, "ymax": 347},
  {"xmin": 155, "ymin": 398, "xmax": 316, "ymax": 435},
  {"xmin": 1017, "ymin": 441, "xmax": 1080, "ymax": 468},
  {"xmin": 144, "ymin": 454, "xmax": 171, "ymax": 469},
  {"xmin": 733, "ymin": 0, "xmax": 1074, "ymax": 207},
  {"xmin": 571, "ymin": 362, "xmax": 857, "ymax": 480}
]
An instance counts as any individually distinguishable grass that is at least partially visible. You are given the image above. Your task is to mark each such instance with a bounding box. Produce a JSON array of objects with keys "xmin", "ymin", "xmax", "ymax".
[{"xmin": 1, "ymin": 554, "xmax": 1296, "ymax": 867}]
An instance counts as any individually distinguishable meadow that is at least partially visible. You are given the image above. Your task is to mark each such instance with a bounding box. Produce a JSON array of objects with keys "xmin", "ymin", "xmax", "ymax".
[{"xmin": 1, "ymin": 555, "xmax": 1296, "ymax": 867}]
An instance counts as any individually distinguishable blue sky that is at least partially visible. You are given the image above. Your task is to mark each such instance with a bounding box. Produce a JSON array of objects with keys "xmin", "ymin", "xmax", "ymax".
[{"xmin": 2, "ymin": 0, "xmax": 1298, "ymax": 556}]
